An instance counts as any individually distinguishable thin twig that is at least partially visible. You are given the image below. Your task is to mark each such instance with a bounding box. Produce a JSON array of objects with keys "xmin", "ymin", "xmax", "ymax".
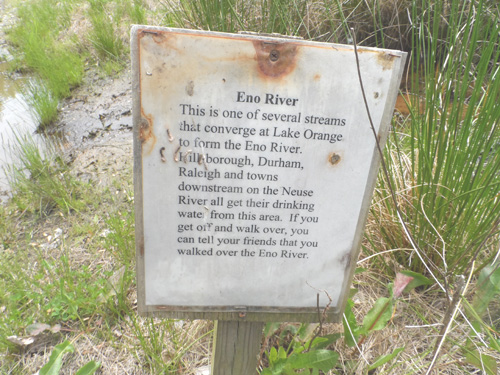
[
  {"xmin": 357, "ymin": 247, "xmax": 412, "ymax": 264},
  {"xmin": 306, "ymin": 294, "xmax": 322, "ymax": 352},
  {"xmin": 350, "ymin": 27, "xmax": 446, "ymax": 293},
  {"xmin": 304, "ymin": 285, "xmax": 332, "ymax": 352},
  {"xmin": 425, "ymin": 276, "xmax": 465, "ymax": 375},
  {"xmin": 420, "ymin": 193, "xmax": 447, "ymax": 273}
]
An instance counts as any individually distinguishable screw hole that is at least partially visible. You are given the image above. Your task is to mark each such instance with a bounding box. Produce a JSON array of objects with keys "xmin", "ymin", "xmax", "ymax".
[
  {"xmin": 269, "ymin": 50, "xmax": 280, "ymax": 62},
  {"xmin": 329, "ymin": 153, "xmax": 341, "ymax": 165}
]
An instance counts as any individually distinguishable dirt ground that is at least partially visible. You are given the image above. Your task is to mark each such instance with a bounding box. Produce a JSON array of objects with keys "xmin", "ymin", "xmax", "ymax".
[{"xmin": 55, "ymin": 67, "xmax": 134, "ymax": 185}]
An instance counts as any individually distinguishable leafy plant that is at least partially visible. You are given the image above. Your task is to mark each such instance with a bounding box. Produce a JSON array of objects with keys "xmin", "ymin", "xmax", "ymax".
[
  {"xmin": 262, "ymin": 346, "xmax": 339, "ymax": 375},
  {"xmin": 472, "ymin": 262, "xmax": 500, "ymax": 317},
  {"xmin": 344, "ymin": 272, "xmax": 428, "ymax": 346},
  {"xmin": 261, "ymin": 323, "xmax": 340, "ymax": 375},
  {"xmin": 367, "ymin": 347, "xmax": 405, "ymax": 373},
  {"xmin": 39, "ymin": 340, "xmax": 100, "ymax": 375},
  {"xmin": 342, "ymin": 272, "xmax": 427, "ymax": 372},
  {"xmin": 260, "ymin": 271, "xmax": 416, "ymax": 375}
]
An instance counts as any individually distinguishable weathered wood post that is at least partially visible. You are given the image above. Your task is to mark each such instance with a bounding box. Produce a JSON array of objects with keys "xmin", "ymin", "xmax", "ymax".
[
  {"xmin": 212, "ymin": 321, "xmax": 264, "ymax": 374},
  {"xmin": 131, "ymin": 26, "xmax": 406, "ymax": 374}
]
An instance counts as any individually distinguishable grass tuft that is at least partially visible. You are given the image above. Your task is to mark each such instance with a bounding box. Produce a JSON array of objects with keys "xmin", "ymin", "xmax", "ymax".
[
  {"xmin": 7, "ymin": 0, "xmax": 84, "ymax": 129},
  {"xmin": 6, "ymin": 132, "xmax": 88, "ymax": 216},
  {"xmin": 87, "ymin": 0, "xmax": 126, "ymax": 61},
  {"xmin": 23, "ymin": 79, "xmax": 59, "ymax": 129}
]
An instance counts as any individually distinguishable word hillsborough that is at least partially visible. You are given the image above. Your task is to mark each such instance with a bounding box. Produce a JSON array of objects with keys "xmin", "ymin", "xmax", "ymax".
[{"xmin": 132, "ymin": 26, "xmax": 406, "ymax": 321}]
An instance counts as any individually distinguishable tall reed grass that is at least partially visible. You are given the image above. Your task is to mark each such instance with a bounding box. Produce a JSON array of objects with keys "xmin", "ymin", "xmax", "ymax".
[
  {"xmin": 368, "ymin": 0, "xmax": 500, "ymax": 278},
  {"xmin": 23, "ymin": 79, "xmax": 59, "ymax": 130},
  {"xmin": 88, "ymin": 0, "xmax": 126, "ymax": 61}
]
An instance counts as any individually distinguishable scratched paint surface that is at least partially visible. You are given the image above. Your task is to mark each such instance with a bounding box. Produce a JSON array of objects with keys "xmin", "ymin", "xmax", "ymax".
[{"xmin": 134, "ymin": 27, "xmax": 406, "ymax": 311}]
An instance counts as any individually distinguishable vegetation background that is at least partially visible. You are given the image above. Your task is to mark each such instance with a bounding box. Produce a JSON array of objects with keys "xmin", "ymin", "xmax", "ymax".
[{"xmin": 0, "ymin": 0, "xmax": 499, "ymax": 374}]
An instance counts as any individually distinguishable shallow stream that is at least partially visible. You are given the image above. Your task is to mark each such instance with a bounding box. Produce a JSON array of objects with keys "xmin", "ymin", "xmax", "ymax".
[{"xmin": 0, "ymin": 2, "xmax": 39, "ymax": 199}]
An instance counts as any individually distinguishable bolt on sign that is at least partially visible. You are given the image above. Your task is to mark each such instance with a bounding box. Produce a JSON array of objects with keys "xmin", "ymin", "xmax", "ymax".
[{"xmin": 132, "ymin": 26, "xmax": 407, "ymax": 322}]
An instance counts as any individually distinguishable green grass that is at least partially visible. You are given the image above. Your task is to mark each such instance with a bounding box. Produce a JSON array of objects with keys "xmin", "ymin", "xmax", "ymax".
[
  {"xmin": 87, "ymin": 0, "xmax": 125, "ymax": 61},
  {"xmin": 0, "ymin": 138, "xmax": 137, "ymax": 371},
  {"xmin": 6, "ymin": 0, "xmax": 146, "ymax": 129},
  {"xmin": 1, "ymin": 253, "xmax": 110, "ymax": 324},
  {"xmin": 5, "ymin": 132, "xmax": 89, "ymax": 215},
  {"xmin": 128, "ymin": 317, "xmax": 213, "ymax": 374},
  {"xmin": 126, "ymin": 0, "xmax": 148, "ymax": 25},
  {"xmin": 367, "ymin": 0, "xmax": 500, "ymax": 277},
  {"xmin": 8, "ymin": 0, "xmax": 85, "ymax": 127},
  {"xmin": 23, "ymin": 79, "xmax": 60, "ymax": 130},
  {"xmin": 0, "ymin": 135, "xmax": 213, "ymax": 372},
  {"xmin": 164, "ymin": 0, "xmax": 329, "ymax": 38}
]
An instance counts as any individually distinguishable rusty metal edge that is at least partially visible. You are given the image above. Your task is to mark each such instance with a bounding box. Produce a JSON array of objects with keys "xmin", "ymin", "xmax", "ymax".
[{"xmin": 130, "ymin": 25, "xmax": 408, "ymax": 55}]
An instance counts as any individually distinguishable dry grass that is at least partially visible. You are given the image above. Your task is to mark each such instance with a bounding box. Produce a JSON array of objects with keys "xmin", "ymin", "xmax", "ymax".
[{"xmin": 14, "ymin": 319, "xmax": 213, "ymax": 374}]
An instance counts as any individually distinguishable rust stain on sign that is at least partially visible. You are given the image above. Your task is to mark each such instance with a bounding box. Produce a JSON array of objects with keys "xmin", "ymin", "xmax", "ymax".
[
  {"xmin": 139, "ymin": 111, "xmax": 156, "ymax": 155},
  {"xmin": 328, "ymin": 152, "xmax": 342, "ymax": 166},
  {"xmin": 166, "ymin": 128, "xmax": 175, "ymax": 142},
  {"xmin": 253, "ymin": 41, "xmax": 299, "ymax": 78},
  {"xmin": 173, "ymin": 145, "xmax": 181, "ymax": 162},
  {"xmin": 377, "ymin": 52, "xmax": 396, "ymax": 70},
  {"xmin": 139, "ymin": 29, "xmax": 181, "ymax": 53},
  {"xmin": 183, "ymin": 150, "xmax": 192, "ymax": 163}
]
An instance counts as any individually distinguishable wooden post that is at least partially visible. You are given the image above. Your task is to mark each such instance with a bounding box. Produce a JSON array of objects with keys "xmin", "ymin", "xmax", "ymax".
[{"xmin": 211, "ymin": 320, "xmax": 264, "ymax": 375}]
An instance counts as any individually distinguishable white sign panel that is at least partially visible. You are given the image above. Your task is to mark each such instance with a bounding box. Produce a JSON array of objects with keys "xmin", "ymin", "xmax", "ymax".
[{"xmin": 132, "ymin": 26, "xmax": 406, "ymax": 321}]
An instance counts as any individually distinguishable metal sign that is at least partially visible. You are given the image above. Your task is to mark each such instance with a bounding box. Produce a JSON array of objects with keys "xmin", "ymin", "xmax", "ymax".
[{"xmin": 132, "ymin": 26, "xmax": 406, "ymax": 322}]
